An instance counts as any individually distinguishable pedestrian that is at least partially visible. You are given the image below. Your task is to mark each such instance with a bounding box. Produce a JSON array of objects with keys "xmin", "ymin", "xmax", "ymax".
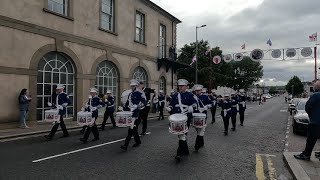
[
  {"xmin": 101, "ymin": 90, "xmax": 116, "ymax": 130},
  {"xmin": 238, "ymin": 89, "xmax": 246, "ymax": 126},
  {"xmin": 193, "ymin": 85, "xmax": 211, "ymax": 151},
  {"xmin": 294, "ymin": 81, "xmax": 320, "ymax": 161},
  {"xmin": 18, "ymin": 89, "xmax": 32, "ymax": 128},
  {"xmin": 219, "ymin": 94, "xmax": 232, "ymax": 136},
  {"xmin": 209, "ymin": 90, "xmax": 218, "ymax": 124},
  {"xmin": 80, "ymin": 88, "xmax": 105, "ymax": 143},
  {"xmin": 151, "ymin": 90, "xmax": 158, "ymax": 113},
  {"xmin": 44, "ymin": 84, "xmax": 71, "ymax": 140},
  {"xmin": 138, "ymin": 81, "xmax": 155, "ymax": 135},
  {"xmin": 120, "ymin": 79, "xmax": 147, "ymax": 151},
  {"xmin": 158, "ymin": 90, "xmax": 165, "ymax": 121},
  {"xmin": 166, "ymin": 79, "xmax": 197, "ymax": 162},
  {"xmin": 231, "ymin": 93, "xmax": 238, "ymax": 131}
]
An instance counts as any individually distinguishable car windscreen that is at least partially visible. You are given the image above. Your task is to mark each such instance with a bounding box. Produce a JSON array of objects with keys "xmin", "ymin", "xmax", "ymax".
[{"xmin": 297, "ymin": 101, "xmax": 306, "ymax": 110}]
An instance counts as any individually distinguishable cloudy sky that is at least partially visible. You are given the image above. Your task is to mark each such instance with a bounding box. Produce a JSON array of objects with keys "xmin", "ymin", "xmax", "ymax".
[{"xmin": 151, "ymin": 0, "xmax": 320, "ymax": 86}]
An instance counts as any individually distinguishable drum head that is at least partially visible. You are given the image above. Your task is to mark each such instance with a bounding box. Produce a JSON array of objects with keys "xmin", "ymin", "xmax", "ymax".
[{"xmin": 169, "ymin": 114, "xmax": 187, "ymax": 122}]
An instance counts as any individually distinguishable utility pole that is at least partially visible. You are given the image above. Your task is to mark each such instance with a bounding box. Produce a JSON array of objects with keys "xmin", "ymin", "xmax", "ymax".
[{"xmin": 195, "ymin": 24, "xmax": 206, "ymax": 84}]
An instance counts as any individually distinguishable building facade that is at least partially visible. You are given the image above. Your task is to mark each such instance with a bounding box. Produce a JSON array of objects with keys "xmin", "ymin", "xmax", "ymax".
[{"xmin": 0, "ymin": 0, "xmax": 185, "ymax": 123}]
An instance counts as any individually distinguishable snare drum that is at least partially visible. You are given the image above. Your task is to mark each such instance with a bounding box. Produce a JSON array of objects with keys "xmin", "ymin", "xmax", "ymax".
[
  {"xmin": 77, "ymin": 111, "xmax": 93, "ymax": 126},
  {"xmin": 192, "ymin": 113, "xmax": 207, "ymax": 128},
  {"xmin": 115, "ymin": 111, "xmax": 133, "ymax": 127},
  {"xmin": 168, "ymin": 114, "xmax": 188, "ymax": 135},
  {"xmin": 44, "ymin": 109, "xmax": 60, "ymax": 123}
]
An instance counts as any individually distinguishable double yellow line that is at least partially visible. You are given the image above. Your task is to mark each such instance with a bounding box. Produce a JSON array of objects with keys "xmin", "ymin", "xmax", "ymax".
[{"xmin": 256, "ymin": 153, "xmax": 277, "ymax": 180}]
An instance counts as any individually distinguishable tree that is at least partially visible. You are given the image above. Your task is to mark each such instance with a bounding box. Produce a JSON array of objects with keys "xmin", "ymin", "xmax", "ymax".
[
  {"xmin": 177, "ymin": 41, "xmax": 263, "ymax": 90},
  {"xmin": 269, "ymin": 86, "xmax": 278, "ymax": 95},
  {"xmin": 285, "ymin": 76, "xmax": 304, "ymax": 96}
]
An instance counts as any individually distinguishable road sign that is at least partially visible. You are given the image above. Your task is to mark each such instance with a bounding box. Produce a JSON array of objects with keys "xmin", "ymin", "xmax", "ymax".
[
  {"xmin": 271, "ymin": 49, "xmax": 281, "ymax": 59},
  {"xmin": 213, "ymin": 55, "xmax": 222, "ymax": 64},
  {"xmin": 250, "ymin": 49, "xmax": 264, "ymax": 61}
]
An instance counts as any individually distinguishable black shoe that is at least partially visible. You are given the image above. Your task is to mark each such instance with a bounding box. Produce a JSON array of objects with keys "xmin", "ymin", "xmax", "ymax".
[
  {"xmin": 240, "ymin": 123, "xmax": 243, "ymax": 126},
  {"xmin": 80, "ymin": 138, "xmax": 87, "ymax": 143},
  {"xmin": 44, "ymin": 135, "xmax": 52, "ymax": 140},
  {"xmin": 224, "ymin": 131, "xmax": 228, "ymax": 136},
  {"xmin": 161, "ymin": 117, "xmax": 164, "ymax": 120},
  {"xmin": 120, "ymin": 145, "xmax": 128, "ymax": 151},
  {"xmin": 132, "ymin": 142, "xmax": 141, "ymax": 147},
  {"xmin": 211, "ymin": 120, "xmax": 215, "ymax": 124},
  {"xmin": 294, "ymin": 153, "xmax": 310, "ymax": 161},
  {"xmin": 140, "ymin": 132, "xmax": 146, "ymax": 136},
  {"xmin": 175, "ymin": 155, "xmax": 181, "ymax": 162},
  {"xmin": 60, "ymin": 134, "xmax": 69, "ymax": 138},
  {"xmin": 231, "ymin": 127, "xmax": 236, "ymax": 131},
  {"xmin": 92, "ymin": 138, "xmax": 99, "ymax": 142}
]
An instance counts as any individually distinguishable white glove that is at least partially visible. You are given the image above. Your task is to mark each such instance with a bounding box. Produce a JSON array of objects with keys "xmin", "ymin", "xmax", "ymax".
[
  {"xmin": 130, "ymin": 105, "xmax": 137, "ymax": 112},
  {"xmin": 62, "ymin": 103, "xmax": 68, "ymax": 107},
  {"xmin": 188, "ymin": 106, "xmax": 194, "ymax": 113},
  {"xmin": 91, "ymin": 107, "xmax": 97, "ymax": 111},
  {"xmin": 47, "ymin": 102, "xmax": 52, "ymax": 107},
  {"xmin": 165, "ymin": 107, "xmax": 172, "ymax": 112},
  {"xmin": 203, "ymin": 106, "xmax": 208, "ymax": 111},
  {"xmin": 57, "ymin": 105, "xmax": 63, "ymax": 110},
  {"xmin": 118, "ymin": 106, "xmax": 123, "ymax": 111}
]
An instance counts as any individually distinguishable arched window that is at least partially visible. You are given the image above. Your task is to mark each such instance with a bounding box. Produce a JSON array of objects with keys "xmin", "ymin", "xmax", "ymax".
[
  {"xmin": 37, "ymin": 52, "xmax": 75, "ymax": 121},
  {"xmin": 132, "ymin": 67, "xmax": 148, "ymax": 86},
  {"xmin": 95, "ymin": 60, "xmax": 118, "ymax": 97},
  {"xmin": 159, "ymin": 76, "xmax": 166, "ymax": 94}
]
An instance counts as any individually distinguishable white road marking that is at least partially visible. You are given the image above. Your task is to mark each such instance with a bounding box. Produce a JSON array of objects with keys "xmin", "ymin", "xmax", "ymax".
[
  {"xmin": 280, "ymin": 110, "xmax": 287, "ymax": 112},
  {"xmin": 32, "ymin": 132, "xmax": 151, "ymax": 163}
]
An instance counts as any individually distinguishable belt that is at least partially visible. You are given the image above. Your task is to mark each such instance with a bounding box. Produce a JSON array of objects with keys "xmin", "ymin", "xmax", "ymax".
[{"xmin": 232, "ymin": 105, "xmax": 237, "ymax": 108}]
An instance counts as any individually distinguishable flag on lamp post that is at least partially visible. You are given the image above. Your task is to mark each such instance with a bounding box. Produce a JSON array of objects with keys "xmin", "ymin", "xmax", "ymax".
[
  {"xmin": 190, "ymin": 55, "xmax": 197, "ymax": 65},
  {"xmin": 241, "ymin": 43, "xmax": 245, "ymax": 50},
  {"xmin": 205, "ymin": 47, "xmax": 211, "ymax": 56},
  {"xmin": 309, "ymin": 33, "xmax": 317, "ymax": 42},
  {"xmin": 266, "ymin": 38, "xmax": 272, "ymax": 46}
]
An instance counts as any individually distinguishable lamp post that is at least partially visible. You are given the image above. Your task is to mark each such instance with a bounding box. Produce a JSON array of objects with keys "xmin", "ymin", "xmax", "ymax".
[{"xmin": 195, "ymin": 24, "xmax": 206, "ymax": 84}]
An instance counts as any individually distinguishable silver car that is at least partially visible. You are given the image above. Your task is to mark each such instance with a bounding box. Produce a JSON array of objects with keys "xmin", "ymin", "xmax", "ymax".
[{"xmin": 292, "ymin": 99, "xmax": 309, "ymax": 134}]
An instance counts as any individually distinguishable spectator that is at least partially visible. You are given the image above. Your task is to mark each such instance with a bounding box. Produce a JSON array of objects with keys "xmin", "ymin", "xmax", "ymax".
[
  {"xmin": 152, "ymin": 90, "xmax": 158, "ymax": 113},
  {"xmin": 18, "ymin": 89, "xmax": 32, "ymax": 128},
  {"xmin": 294, "ymin": 81, "xmax": 320, "ymax": 161}
]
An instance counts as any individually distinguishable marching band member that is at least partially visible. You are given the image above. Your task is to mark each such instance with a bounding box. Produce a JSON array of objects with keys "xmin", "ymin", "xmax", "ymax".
[
  {"xmin": 193, "ymin": 85, "xmax": 211, "ymax": 151},
  {"xmin": 166, "ymin": 79, "xmax": 197, "ymax": 161},
  {"xmin": 209, "ymin": 90, "xmax": 218, "ymax": 124},
  {"xmin": 238, "ymin": 89, "xmax": 247, "ymax": 126},
  {"xmin": 138, "ymin": 81, "xmax": 155, "ymax": 135},
  {"xmin": 231, "ymin": 93, "xmax": 239, "ymax": 131},
  {"xmin": 166, "ymin": 89, "xmax": 175, "ymax": 104},
  {"xmin": 44, "ymin": 84, "xmax": 71, "ymax": 140},
  {"xmin": 101, "ymin": 90, "xmax": 116, "ymax": 130},
  {"xmin": 120, "ymin": 79, "xmax": 147, "ymax": 151},
  {"xmin": 219, "ymin": 94, "xmax": 232, "ymax": 136},
  {"xmin": 80, "ymin": 88, "xmax": 105, "ymax": 143},
  {"xmin": 158, "ymin": 90, "xmax": 165, "ymax": 120}
]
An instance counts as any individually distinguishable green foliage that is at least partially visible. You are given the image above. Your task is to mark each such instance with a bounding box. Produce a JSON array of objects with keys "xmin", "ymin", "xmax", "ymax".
[
  {"xmin": 269, "ymin": 86, "xmax": 278, "ymax": 94},
  {"xmin": 285, "ymin": 76, "xmax": 304, "ymax": 96},
  {"xmin": 177, "ymin": 41, "xmax": 263, "ymax": 89}
]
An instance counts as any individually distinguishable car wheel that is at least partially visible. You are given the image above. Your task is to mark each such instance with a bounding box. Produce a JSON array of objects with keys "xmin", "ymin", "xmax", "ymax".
[{"xmin": 292, "ymin": 121, "xmax": 298, "ymax": 134}]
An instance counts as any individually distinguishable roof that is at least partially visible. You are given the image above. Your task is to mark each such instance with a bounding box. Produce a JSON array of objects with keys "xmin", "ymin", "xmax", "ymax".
[{"xmin": 142, "ymin": 0, "xmax": 182, "ymax": 23}]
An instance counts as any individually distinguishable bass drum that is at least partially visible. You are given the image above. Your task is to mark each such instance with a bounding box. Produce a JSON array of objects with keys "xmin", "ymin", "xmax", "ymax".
[{"xmin": 121, "ymin": 89, "xmax": 132, "ymax": 105}]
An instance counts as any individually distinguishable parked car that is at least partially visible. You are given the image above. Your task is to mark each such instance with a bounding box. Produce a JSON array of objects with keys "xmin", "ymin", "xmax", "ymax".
[{"xmin": 292, "ymin": 99, "xmax": 309, "ymax": 135}]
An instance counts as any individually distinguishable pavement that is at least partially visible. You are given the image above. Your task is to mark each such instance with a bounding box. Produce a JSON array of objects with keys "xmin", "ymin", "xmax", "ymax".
[{"xmin": 0, "ymin": 112, "xmax": 165, "ymax": 141}]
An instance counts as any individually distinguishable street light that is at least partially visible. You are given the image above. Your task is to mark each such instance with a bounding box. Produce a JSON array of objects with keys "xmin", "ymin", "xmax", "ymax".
[{"xmin": 195, "ymin": 24, "xmax": 206, "ymax": 84}]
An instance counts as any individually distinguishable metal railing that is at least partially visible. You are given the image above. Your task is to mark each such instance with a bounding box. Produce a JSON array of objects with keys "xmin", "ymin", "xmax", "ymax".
[{"xmin": 157, "ymin": 45, "xmax": 177, "ymax": 60}]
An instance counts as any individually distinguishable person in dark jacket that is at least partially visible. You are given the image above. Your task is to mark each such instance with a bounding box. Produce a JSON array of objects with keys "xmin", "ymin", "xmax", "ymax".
[
  {"xmin": 138, "ymin": 81, "xmax": 155, "ymax": 135},
  {"xmin": 18, "ymin": 89, "xmax": 32, "ymax": 128},
  {"xmin": 101, "ymin": 90, "xmax": 116, "ymax": 130},
  {"xmin": 294, "ymin": 81, "xmax": 320, "ymax": 161}
]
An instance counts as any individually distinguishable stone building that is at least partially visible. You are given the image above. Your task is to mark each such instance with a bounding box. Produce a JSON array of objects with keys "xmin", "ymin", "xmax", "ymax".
[{"xmin": 0, "ymin": 0, "xmax": 187, "ymax": 123}]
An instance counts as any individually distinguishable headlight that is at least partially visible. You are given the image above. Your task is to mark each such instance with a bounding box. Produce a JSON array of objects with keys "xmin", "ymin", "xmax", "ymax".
[{"xmin": 296, "ymin": 118, "xmax": 309, "ymax": 123}]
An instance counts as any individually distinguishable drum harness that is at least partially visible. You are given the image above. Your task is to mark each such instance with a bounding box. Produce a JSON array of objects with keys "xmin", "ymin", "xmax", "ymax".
[
  {"xmin": 193, "ymin": 95, "xmax": 206, "ymax": 113},
  {"xmin": 223, "ymin": 100, "xmax": 232, "ymax": 117}
]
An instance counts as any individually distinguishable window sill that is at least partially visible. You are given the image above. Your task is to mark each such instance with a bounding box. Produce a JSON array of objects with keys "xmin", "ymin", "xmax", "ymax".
[
  {"xmin": 98, "ymin": 27, "xmax": 118, "ymax": 36},
  {"xmin": 43, "ymin": 8, "xmax": 74, "ymax": 21},
  {"xmin": 134, "ymin": 40, "xmax": 147, "ymax": 46}
]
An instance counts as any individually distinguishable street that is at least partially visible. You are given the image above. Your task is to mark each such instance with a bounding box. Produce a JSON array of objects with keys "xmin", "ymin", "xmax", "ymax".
[{"xmin": 0, "ymin": 96, "xmax": 294, "ymax": 180}]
